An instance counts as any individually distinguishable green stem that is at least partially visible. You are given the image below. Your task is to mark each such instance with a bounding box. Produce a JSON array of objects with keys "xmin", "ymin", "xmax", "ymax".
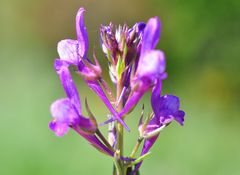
[
  {"xmin": 116, "ymin": 81, "xmax": 124, "ymax": 157},
  {"xmin": 115, "ymin": 80, "xmax": 124, "ymax": 174},
  {"xmin": 114, "ymin": 150, "xmax": 122, "ymax": 175},
  {"xmin": 130, "ymin": 137, "xmax": 143, "ymax": 158}
]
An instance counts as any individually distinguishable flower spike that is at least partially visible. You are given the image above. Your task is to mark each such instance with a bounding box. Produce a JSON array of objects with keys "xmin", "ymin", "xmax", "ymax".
[{"xmin": 49, "ymin": 7, "xmax": 185, "ymax": 174}]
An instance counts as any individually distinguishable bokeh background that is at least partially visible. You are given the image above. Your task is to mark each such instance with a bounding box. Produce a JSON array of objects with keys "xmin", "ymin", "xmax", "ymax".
[{"xmin": 0, "ymin": 0, "xmax": 239, "ymax": 174}]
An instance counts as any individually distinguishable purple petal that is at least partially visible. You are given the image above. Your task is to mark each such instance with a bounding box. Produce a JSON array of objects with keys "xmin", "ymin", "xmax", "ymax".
[
  {"xmin": 141, "ymin": 17, "xmax": 161, "ymax": 55},
  {"xmin": 50, "ymin": 98, "xmax": 78, "ymax": 124},
  {"xmin": 128, "ymin": 22, "xmax": 145, "ymax": 41},
  {"xmin": 174, "ymin": 110, "xmax": 185, "ymax": 125},
  {"xmin": 86, "ymin": 80, "xmax": 130, "ymax": 131},
  {"xmin": 135, "ymin": 22, "xmax": 146, "ymax": 34},
  {"xmin": 75, "ymin": 7, "xmax": 88, "ymax": 58},
  {"xmin": 119, "ymin": 91, "xmax": 144, "ymax": 117},
  {"xmin": 151, "ymin": 79, "xmax": 162, "ymax": 115},
  {"xmin": 159, "ymin": 95, "xmax": 180, "ymax": 114},
  {"xmin": 49, "ymin": 120, "xmax": 69, "ymax": 137},
  {"xmin": 57, "ymin": 39, "xmax": 79, "ymax": 65},
  {"xmin": 54, "ymin": 59, "xmax": 82, "ymax": 113},
  {"xmin": 136, "ymin": 50, "xmax": 165, "ymax": 82}
]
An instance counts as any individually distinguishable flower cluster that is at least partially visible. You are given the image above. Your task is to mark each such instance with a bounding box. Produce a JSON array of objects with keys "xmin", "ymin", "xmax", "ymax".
[{"xmin": 49, "ymin": 7, "xmax": 185, "ymax": 175}]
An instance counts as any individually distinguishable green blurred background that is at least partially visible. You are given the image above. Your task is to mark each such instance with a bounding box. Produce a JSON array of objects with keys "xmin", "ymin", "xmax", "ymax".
[{"xmin": 0, "ymin": 0, "xmax": 239, "ymax": 174}]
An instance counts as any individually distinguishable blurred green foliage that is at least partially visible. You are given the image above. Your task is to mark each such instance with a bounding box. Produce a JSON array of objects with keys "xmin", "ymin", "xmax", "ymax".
[{"xmin": 0, "ymin": 0, "xmax": 239, "ymax": 174}]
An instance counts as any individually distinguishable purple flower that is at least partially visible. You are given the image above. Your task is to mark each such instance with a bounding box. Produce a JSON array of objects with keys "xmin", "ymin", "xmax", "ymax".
[
  {"xmin": 134, "ymin": 80, "xmax": 185, "ymax": 172},
  {"xmin": 49, "ymin": 59, "xmax": 96, "ymax": 136},
  {"xmin": 49, "ymin": 98, "xmax": 96, "ymax": 136},
  {"xmin": 49, "ymin": 59, "xmax": 116, "ymax": 156},
  {"xmin": 57, "ymin": 8, "xmax": 98, "ymax": 78},
  {"xmin": 57, "ymin": 7, "xmax": 129, "ymax": 130}
]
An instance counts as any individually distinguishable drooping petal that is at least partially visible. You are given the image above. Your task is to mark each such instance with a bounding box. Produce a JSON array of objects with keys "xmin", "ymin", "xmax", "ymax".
[
  {"xmin": 86, "ymin": 80, "xmax": 130, "ymax": 131},
  {"xmin": 174, "ymin": 110, "xmax": 185, "ymax": 125},
  {"xmin": 141, "ymin": 17, "xmax": 161, "ymax": 55},
  {"xmin": 54, "ymin": 59, "xmax": 82, "ymax": 113},
  {"xmin": 75, "ymin": 7, "xmax": 88, "ymax": 58},
  {"xmin": 57, "ymin": 39, "xmax": 79, "ymax": 65},
  {"xmin": 49, "ymin": 120, "xmax": 69, "ymax": 137}
]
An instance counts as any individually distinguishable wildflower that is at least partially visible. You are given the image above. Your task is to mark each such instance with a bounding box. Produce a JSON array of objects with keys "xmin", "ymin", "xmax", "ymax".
[{"xmin": 49, "ymin": 7, "xmax": 185, "ymax": 175}]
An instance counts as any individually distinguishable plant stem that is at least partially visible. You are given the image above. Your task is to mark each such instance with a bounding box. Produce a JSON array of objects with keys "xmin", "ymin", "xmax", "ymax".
[
  {"xmin": 116, "ymin": 81, "xmax": 124, "ymax": 157},
  {"xmin": 114, "ymin": 80, "xmax": 124, "ymax": 174},
  {"xmin": 114, "ymin": 150, "xmax": 122, "ymax": 175},
  {"xmin": 130, "ymin": 137, "xmax": 143, "ymax": 158}
]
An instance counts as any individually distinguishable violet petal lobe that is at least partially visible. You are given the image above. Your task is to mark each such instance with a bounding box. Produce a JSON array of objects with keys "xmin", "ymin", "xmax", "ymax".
[
  {"xmin": 50, "ymin": 98, "xmax": 79, "ymax": 124},
  {"xmin": 141, "ymin": 17, "xmax": 161, "ymax": 55},
  {"xmin": 158, "ymin": 95, "xmax": 180, "ymax": 116},
  {"xmin": 54, "ymin": 59, "xmax": 82, "ymax": 114},
  {"xmin": 75, "ymin": 7, "xmax": 88, "ymax": 58},
  {"xmin": 49, "ymin": 120, "xmax": 69, "ymax": 137},
  {"xmin": 136, "ymin": 50, "xmax": 166, "ymax": 83},
  {"xmin": 57, "ymin": 39, "xmax": 79, "ymax": 65},
  {"xmin": 49, "ymin": 98, "xmax": 79, "ymax": 137},
  {"xmin": 174, "ymin": 110, "xmax": 185, "ymax": 126}
]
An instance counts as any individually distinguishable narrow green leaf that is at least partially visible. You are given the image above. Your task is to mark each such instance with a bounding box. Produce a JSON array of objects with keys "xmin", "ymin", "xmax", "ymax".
[
  {"xmin": 131, "ymin": 152, "xmax": 151, "ymax": 166},
  {"xmin": 116, "ymin": 55, "xmax": 125, "ymax": 80}
]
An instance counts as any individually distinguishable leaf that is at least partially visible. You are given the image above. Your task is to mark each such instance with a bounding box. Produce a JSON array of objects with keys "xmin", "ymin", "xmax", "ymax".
[{"xmin": 130, "ymin": 152, "xmax": 151, "ymax": 166}]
